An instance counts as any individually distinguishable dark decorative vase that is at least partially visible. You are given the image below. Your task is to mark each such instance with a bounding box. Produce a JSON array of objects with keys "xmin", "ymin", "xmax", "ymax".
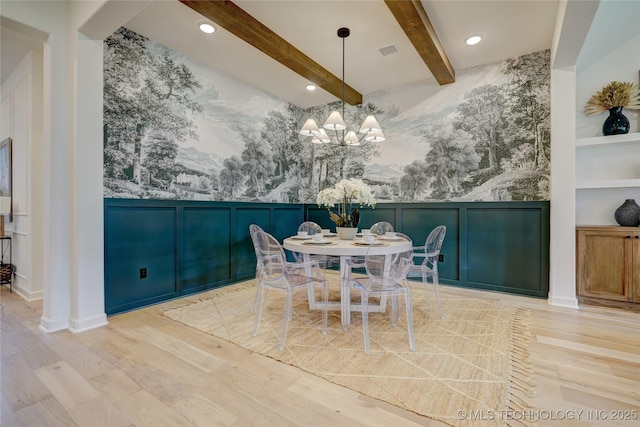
[
  {"xmin": 602, "ymin": 106, "xmax": 630, "ymax": 135},
  {"xmin": 614, "ymin": 199, "xmax": 640, "ymax": 226}
]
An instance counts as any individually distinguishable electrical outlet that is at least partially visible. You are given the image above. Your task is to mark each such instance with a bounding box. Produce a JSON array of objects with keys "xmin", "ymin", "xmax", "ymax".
[
  {"xmin": 438, "ymin": 254, "xmax": 444, "ymax": 263},
  {"xmin": 139, "ymin": 267, "xmax": 147, "ymax": 279}
]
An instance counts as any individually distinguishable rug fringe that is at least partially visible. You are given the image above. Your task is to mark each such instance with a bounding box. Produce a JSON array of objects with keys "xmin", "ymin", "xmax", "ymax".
[{"xmin": 506, "ymin": 308, "xmax": 538, "ymax": 427}]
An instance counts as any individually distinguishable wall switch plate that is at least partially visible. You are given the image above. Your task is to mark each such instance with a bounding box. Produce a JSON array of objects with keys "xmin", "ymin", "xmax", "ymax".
[
  {"xmin": 139, "ymin": 267, "xmax": 147, "ymax": 279},
  {"xmin": 438, "ymin": 254, "xmax": 444, "ymax": 262}
]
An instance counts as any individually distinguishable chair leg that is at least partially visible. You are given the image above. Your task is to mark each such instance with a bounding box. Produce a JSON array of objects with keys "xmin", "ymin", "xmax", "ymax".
[
  {"xmin": 321, "ymin": 281, "xmax": 328, "ymax": 335},
  {"xmin": 405, "ymin": 288, "xmax": 416, "ymax": 352},
  {"xmin": 361, "ymin": 291, "xmax": 371, "ymax": 356},
  {"xmin": 432, "ymin": 272, "xmax": 444, "ymax": 319},
  {"xmin": 279, "ymin": 288, "xmax": 293, "ymax": 351},
  {"xmin": 252, "ymin": 285, "xmax": 265, "ymax": 337},
  {"xmin": 421, "ymin": 270, "xmax": 433, "ymax": 307},
  {"xmin": 390, "ymin": 293, "xmax": 399, "ymax": 327}
]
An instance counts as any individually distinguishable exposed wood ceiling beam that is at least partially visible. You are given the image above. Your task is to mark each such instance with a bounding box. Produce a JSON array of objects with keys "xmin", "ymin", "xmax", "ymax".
[
  {"xmin": 179, "ymin": 0, "xmax": 363, "ymax": 106},
  {"xmin": 384, "ymin": 0, "xmax": 455, "ymax": 85}
]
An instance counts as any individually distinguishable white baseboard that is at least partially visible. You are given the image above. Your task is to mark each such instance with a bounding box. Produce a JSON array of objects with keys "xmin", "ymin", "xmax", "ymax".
[
  {"xmin": 547, "ymin": 294, "xmax": 579, "ymax": 309},
  {"xmin": 39, "ymin": 316, "xmax": 69, "ymax": 333},
  {"xmin": 69, "ymin": 314, "xmax": 108, "ymax": 333}
]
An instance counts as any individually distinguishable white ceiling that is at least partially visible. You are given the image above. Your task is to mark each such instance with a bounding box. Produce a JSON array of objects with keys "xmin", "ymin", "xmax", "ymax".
[{"xmin": 1, "ymin": 1, "xmax": 560, "ymax": 108}]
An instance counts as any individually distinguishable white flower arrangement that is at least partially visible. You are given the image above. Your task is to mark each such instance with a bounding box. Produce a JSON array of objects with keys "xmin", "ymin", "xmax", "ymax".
[{"xmin": 316, "ymin": 178, "xmax": 376, "ymax": 228}]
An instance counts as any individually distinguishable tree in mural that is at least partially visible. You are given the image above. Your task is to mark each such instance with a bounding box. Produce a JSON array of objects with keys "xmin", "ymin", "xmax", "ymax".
[
  {"xmin": 261, "ymin": 107, "xmax": 303, "ymax": 181},
  {"xmin": 219, "ymin": 156, "xmax": 244, "ymax": 198},
  {"xmin": 425, "ymin": 132, "xmax": 480, "ymax": 199},
  {"xmin": 104, "ymin": 27, "xmax": 151, "ymax": 181},
  {"xmin": 239, "ymin": 125, "xmax": 275, "ymax": 198},
  {"xmin": 103, "ymin": 28, "xmax": 205, "ymax": 192},
  {"xmin": 453, "ymin": 85, "xmax": 507, "ymax": 173},
  {"xmin": 142, "ymin": 134, "xmax": 179, "ymax": 187},
  {"xmin": 501, "ymin": 50, "xmax": 551, "ymax": 169},
  {"xmin": 399, "ymin": 160, "xmax": 430, "ymax": 200}
]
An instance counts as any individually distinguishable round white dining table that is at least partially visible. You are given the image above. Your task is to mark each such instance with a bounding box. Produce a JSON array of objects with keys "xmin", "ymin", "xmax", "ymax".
[{"xmin": 283, "ymin": 235, "xmax": 412, "ymax": 329}]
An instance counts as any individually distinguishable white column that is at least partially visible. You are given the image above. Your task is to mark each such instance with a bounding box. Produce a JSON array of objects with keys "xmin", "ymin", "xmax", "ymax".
[
  {"xmin": 68, "ymin": 32, "xmax": 107, "ymax": 332},
  {"xmin": 548, "ymin": 68, "xmax": 579, "ymax": 308}
]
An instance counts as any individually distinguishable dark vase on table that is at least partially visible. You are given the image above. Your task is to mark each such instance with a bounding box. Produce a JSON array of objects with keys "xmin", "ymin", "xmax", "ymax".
[
  {"xmin": 602, "ymin": 106, "xmax": 630, "ymax": 135},
  {"xmin": 614, "ymin": 199, "xmax": 640, "ymax": 226}
]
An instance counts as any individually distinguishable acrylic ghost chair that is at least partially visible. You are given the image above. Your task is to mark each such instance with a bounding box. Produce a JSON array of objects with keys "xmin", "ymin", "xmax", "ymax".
[
  {"xmin": 252, "ymin": 230, "xmax": 328, "ymax": 351},
  {"xmin": 292, "ymin": 221, "xmax": 339, "ymax": 269},
  {"xmin": 407, "ymin": 225, "xmax": 447, "ymax": 319},
  {"xmin": 249, "ymin": 224, "xmax": 266, "ymax": 313},
  {"xmin": 350, "ymin": 241, "xmax": 415, "ymax": 355},
  {"xmin": 369, "ymin": 221, "xmax": 394, "ymax": 236},
  {"xmin": 346, "ymin": 220, "xmax": 394, "ymax": 273}
]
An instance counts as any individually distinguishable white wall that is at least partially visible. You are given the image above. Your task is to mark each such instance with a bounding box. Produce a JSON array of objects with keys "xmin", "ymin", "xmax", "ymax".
[
  {"xmin": 0, "ymin": 50, "xmax": 43, "ymax": 300},
  {"xmin": 0, "ymin": 0, "xmax": 147, "ymax": 333}
]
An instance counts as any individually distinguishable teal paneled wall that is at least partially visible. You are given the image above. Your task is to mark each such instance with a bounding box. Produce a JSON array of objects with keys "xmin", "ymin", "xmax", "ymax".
[
  {"xmin": 105, "ymin": 199, "xmax": 549, "ymax": 314},
  {"xmin": 307, "ymin": 201, "xmax": 549, "ymax": 296},
  {"xmin": 105, "ymin": 204, "xmax": 178, "ymax": 314},
  {"xmin": 466, "ymin": 207, "xmax": 548, "ymax": 295},
  {"xmin": 182, "ymin": 207, "xmax": 232, "ymax": 290},
  {"xmin": 104, "ymin": 199, "xmax": 303, "ymax": 314}
]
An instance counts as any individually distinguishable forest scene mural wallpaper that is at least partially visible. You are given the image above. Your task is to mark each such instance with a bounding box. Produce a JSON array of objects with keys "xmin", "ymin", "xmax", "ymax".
[{"xmin": 103, "ymin": 27, "xmax": 550, "ymax": 203}]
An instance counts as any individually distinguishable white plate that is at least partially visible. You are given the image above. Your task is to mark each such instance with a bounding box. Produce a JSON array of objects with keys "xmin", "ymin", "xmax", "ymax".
[
  {"xmin": 291, "ymin": 236, "xmax": 312, "ymax": 240},
  {"xmin": 378, "ymin": 236, "xmax": 404, "ymax": 241},
  {"xmin": 322, "ymin": 232, "xmax": 337, "ymax": 237},
  {"xmin": 303, "ymin": 240, "xmax": 335, "ymax": 245},
  {"xmin": 352, "ymin": 241, "xmax": 387, "ymax": 246}
]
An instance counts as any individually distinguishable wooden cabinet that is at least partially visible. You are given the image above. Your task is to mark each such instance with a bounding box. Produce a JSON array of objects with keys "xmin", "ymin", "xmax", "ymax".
[{"xmin": 576, "ymin": 226, "xmax": 640, "ymax": 310}]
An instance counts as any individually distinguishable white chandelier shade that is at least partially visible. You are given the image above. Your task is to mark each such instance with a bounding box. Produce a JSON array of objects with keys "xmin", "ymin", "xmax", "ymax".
[{"xmin": 299, "ymin": 27, "xmax": 385, "ymax": 146}]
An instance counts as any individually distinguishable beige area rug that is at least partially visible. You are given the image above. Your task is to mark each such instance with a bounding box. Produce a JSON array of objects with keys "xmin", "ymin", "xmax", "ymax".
[{"xmin": 163, "ymin": 279, "xmax": 535, "ymax": 427}]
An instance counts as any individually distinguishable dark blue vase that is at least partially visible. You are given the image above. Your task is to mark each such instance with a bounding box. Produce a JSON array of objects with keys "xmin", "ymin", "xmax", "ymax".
[{"xmin": 602, "ymin": 106, "xmax": 630, "ymax": 135}]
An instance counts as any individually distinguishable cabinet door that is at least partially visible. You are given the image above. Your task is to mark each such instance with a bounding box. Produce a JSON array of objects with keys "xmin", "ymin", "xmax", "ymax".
[{"xmin": 577, "ymin": 229, "xmax": 634, "ymax": 302}]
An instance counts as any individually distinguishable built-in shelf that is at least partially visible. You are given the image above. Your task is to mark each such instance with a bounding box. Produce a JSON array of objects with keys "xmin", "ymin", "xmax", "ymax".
[
  {"xmin": 575, "ymin": 132, "xmax": 640, "ymax": 191},
  {"xmin": 576, "ymin": 132, "xmax": 640, "ymax": 147},
  {"xmin": 576, "ymin": 179, "xmax": 640, "ymax": 190}
]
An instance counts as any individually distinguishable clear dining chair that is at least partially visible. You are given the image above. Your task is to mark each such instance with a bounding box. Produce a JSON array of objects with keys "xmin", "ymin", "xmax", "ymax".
[
  {"xmin": 350, "ymin": 242, "xmax": 415, "ymax": 355},
  {"xmin": 297, "ymin": 221, "xmax": 322, "ymax": 235},
  {"xmin": 253, "ymin": 230, "xmax": 328, "ymax": 351},
  {"xmin": 345, "ymin": 232, "xmax": 412, "ymax": 285},
  {"xmin": 370, "ymin": 221, "xmax": 394, "ymax": 236},
  {"xmin": 249, "ymin": 224, "xmax": 265, "ymax": 312},
  {"xmin": 408, "ymin": 225, "xmax": 446, "ymax": 319},
  {"xmin": 292, "ymin": 221, "xmax": 338, "ymax": 268}
]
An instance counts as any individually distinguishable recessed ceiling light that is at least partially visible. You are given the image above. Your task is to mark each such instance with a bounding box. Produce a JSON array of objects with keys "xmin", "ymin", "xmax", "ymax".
[
  {"xmin": 465, "ymin": 34, "xmax": 483, "ymax": 46},
  {"xmin": 199, "ymin": 22, "xmax": 215, "ymax": 34},
  {"xmin": 306, "ymin": 84, "xmax": 317, "ymax": 91}
]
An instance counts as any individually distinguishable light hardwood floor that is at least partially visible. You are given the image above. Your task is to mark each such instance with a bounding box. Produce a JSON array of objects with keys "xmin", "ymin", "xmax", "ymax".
[{"xmin": 1, "ymin": 279, "xmax": 639, "ymax": 427}]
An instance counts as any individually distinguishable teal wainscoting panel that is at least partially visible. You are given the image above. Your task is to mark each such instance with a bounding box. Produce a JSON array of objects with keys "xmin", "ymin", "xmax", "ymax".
[
  {"xmin": 359, "ymin": 207, "xmax": 397, "ymax": 230},
  {"xmin": 235, "ymin": 207, "xmax": 272, "ymax": 280},
  {"xmin": 272, "ymin": 206, "xmax": 304, "ymax": 241},
  {"xmin": 105, "ymin": 204, "xmax": 177, "ymax": 315},
  {"xmin": 306, "ymin": 207, "xmax": 337, "ymax": 230},
  {"xmin": 400, "ymin": 206, "xmax": 460, "ymax": 281},
  {"xmin": 181, "ymin": 206, "xmax": 231, "ymax": 291},
  {"xmin": 466, "ymin": 206, "xmax": 548, "ymax": 296},
  {"xmin": 105, "ymin": 200, "xmax": 549, "ymax": 315},
  {"xmin": 306, "ymin": 201, "xmax": 549, "ymax": 297}
]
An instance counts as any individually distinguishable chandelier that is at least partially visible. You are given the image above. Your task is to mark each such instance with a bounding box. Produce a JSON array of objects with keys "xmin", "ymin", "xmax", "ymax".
[{"xmin": 299, "ymin": 28, "xmax": 385, "ymax": 147}]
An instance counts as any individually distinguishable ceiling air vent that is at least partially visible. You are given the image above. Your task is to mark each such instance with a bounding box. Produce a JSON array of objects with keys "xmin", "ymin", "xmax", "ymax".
[{"xmin": 378, "ymin": 43, "xmax": 400, "ymax": 56}]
